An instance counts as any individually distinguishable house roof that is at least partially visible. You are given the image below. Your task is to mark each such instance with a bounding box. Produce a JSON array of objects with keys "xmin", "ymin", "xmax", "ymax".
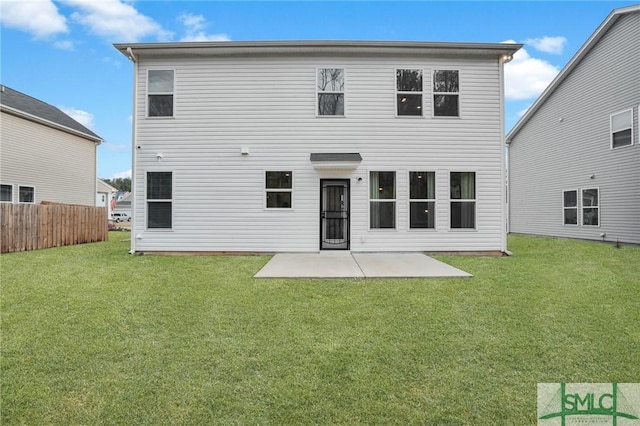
[
  {"xmin": 506, "ymin": 4, "xmax": 640, "ymax": 144},
  {"xmin": 97, "ymin": 179, "xmax": 118, "ymax": 193},
  {"xmin": 114, "ymin": 40, "xmax": 521, "ymax": 61},
  {"xmin": 0, "ymin": 85, "xmax": 102, "ymax": 143}
]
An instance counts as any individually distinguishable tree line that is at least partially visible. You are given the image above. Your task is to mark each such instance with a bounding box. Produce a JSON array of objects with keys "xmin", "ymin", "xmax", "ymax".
[{"xmin": 101, "ymin": 177, "xmax": 131, "ymax": 192}]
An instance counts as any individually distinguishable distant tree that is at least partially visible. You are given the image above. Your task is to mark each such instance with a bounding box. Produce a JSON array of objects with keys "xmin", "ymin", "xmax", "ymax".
[{"xmin": 102, "ymin": 177, "xmax": 131, "ymax": 192}]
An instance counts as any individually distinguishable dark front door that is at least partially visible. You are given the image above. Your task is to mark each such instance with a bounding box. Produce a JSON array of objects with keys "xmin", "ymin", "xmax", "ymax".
[{"xmin": 320, "ymin": 179, "xmax": 350, "ymax": 250}]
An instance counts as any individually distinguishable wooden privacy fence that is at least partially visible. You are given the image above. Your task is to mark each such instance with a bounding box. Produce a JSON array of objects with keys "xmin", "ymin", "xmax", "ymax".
[{"xmin": 0, "ymin": 202, "xmax": 108, "ymax": 253}]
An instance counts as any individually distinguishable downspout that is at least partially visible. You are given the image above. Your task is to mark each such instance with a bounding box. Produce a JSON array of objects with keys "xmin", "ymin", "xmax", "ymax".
[
  {"xmin": 499, "ymin": 53, "xmax": 513, "ymax": 255},
  {"xmin": 126, "ymin": 47, "xmax": 138, "ymax": 255}
]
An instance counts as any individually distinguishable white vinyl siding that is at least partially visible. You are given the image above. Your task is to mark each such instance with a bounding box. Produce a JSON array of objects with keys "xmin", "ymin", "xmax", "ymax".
[
  {"xmin": 131, "ymin": 53, "xmax": 506, "ymax": 252},
  {"xmin": 0, "ymin": 112, "xmax": 97, "ymax": 206},
  {"xmin": 509, "ymin": 12, "xmax": 640, "ymax": 244}
]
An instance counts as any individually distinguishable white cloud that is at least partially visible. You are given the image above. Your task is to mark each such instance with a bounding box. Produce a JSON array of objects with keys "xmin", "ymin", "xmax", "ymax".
[
  {"xmin": 179, "ymin": 13, "xmax": 229, "ymax": 42},
  {"xmin": 0, "ymin": 0, "xmax": 68, "ymax": 39},
  {"xmin": 59, "ymin": 106, "xmax": 95, "ymax": 129},
  {"xmin": 503, "ymin": 41, "xmax": 560, "ymax": 101},
  {"xmin": 62, "ymin": 0, "xmax": 172, "ymax": 42},
  {"xmin": 53, "ymin": 40, "xmax": 75, "ymax": 50},
  {"xmin": 524, "ymin": 36, "xmax": 567, "ymax": 54},
  {"xmin": 112, "ymin": 169, "xmax": 132, "ymax": 179}
]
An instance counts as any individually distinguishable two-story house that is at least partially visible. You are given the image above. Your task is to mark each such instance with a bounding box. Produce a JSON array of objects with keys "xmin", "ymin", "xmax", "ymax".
[
  {"xmin": 507, "ymin": 5, "xmax": 639, "ymax": 245},
  {"xmin": 115, "ymin": 41, "xmax": 521, "ymax": 254},
  {"xmin": 1, "ymin": 85, "xmax": 103, "ymax": 206}
]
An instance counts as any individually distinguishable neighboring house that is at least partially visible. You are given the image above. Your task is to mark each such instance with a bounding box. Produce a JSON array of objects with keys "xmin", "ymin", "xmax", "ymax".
[
  {"xmin": 0, "ymin": 85, "xmax": 103, "ymax": 206},
  {"xmin": 112, "ymin": 192, "xmax": 131, "ymax": 216},
  {"xmin": 507, "ymin": 5, "xmax": 640, "ymax": 245},
  {"xmin": 96, "ymin": 178, "xmax": 118, "ymax": 217},
  {"xmin": 115, "ymin": 40, "xmax": 521, "ymax": 254}
]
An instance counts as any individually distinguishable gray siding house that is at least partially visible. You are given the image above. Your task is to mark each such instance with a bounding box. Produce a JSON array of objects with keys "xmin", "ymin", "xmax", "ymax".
[
  {"xmin": 507, "ymin": 5, "xmax": 640, "ymax": 245},
  {"xmin": 115, "ymin": 40, "xmax": 520, "ymax": 254},
  {"xmin": 1, "ymin": 85, "xmax": 103, "ymax": 206}
]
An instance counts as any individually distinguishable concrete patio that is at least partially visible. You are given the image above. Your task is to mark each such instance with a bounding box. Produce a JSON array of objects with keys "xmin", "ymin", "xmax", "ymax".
[{"xmin": 254, "ymin": 252, "xmax": 472, "ymax": 278}]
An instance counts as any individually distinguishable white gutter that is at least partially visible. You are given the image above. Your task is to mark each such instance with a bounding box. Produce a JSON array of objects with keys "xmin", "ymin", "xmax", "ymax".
[
  {"xmin": 126, "ymin": 47, "xmax": 138, "ymax": 255},
  {"xmin": 499, "ymin": 54, "xmax": 509, "ymax": 254}
]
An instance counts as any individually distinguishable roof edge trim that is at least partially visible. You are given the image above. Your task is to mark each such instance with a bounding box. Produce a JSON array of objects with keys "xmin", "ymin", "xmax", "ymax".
[
  {"xmin": 506, "ymin": 4, "xmax": 640, "ymax": 143},
  {"xmin": 1, "ymin": 105, "xmax": 103, "ymax": 143}
]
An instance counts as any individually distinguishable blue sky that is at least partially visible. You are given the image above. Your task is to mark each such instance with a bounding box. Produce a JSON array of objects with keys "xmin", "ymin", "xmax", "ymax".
[{"xmin": 1, "ymin": 0, "xmax": 635, "ymax": 179}]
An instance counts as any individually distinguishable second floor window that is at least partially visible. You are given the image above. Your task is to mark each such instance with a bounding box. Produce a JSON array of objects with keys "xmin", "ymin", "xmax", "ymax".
[
  {"xmin": 148, "ymin": 70, "xmax": 174, "ymax": 117},
  {"xmin": 433, "ymin": 70, "xmax": 459, "ymax": 117},
  {"xmin": 396, "ymin": 69, "xmax": 423, "ymax": 116},
  {"xmin": 610, "ymin": 109, "xmax": 633, "ymax": 148},
  {"xmin": 317, "ymin": 68, "xmax": 344, "ymax": 116}
]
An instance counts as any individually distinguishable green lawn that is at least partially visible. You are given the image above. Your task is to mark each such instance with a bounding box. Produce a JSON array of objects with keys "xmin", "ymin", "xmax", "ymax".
[{"xmin": 1, "ymin": 234, "xmax": 638, "ymax": 425}]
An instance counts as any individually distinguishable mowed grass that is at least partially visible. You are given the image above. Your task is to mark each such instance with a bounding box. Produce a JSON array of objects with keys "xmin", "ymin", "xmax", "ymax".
[{"xmin": 1, "ymin": 234, "xmax": 638, "ymax": 425}]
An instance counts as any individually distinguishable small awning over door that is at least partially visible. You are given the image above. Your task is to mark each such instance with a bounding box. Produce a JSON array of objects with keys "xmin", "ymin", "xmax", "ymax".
[{"xmin": 310, "ymin": 153, "xmax": 362, "ymax": 170}]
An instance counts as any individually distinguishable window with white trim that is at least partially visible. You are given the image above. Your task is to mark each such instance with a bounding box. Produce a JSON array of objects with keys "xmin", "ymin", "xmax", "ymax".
[
  {"xmin": 396, "ymin": 69, "xmax": 423, "ymax": 116},
  {"xmin": 450, "ymin": 172, "xmax": 475, "ymax": 229},
  {"xmin": 610, "ymin": 109, "xmax": 633, "ymax": 148},
  {"xmin": 582, "ymin": 188, "xmax": 599, "ymax": 226},
  {"xmin": 265, "ymin": 171, "xmax": 292, "ymax": 208},
  {"xmin": 317, "ymin": 68, "xmax": 344, "ymax": 116},
  {"xmin": 409, "ymin": 171, "xmax": 435, "ymax": 228},
  {"xmin": 19, "ymin": 186, "xmax": 34, "ymax": 203},
  {"xmin": 563, "ymin": 190, "xmax": 578, "ymax": 225},
  {"xmin": 146, "ymin": 172, "xmax": 172, "ymax": 229},
  {"xmin": 1, "ymin": 184, "xmax": 12, "ymax": 202},
  {"xmin": 148, "ymin": 70, "xmax": 174, "ymax": 117},
  {"xmin": 433, "ymin": 70, "xmax": 459, "ymax": 117},
  {"xmin": 370, "ymin": 171, "xmax": 395, "ymax": 229}
]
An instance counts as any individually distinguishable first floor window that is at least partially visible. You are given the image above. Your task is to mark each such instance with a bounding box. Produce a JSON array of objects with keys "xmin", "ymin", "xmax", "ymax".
[
  {"xmin": 1, "ymin": 184, "xmax": 12, "ymax": 202},
  {"xmin": 582, "ymin": 188, "xmax": 599, "ymax": 226},
  {"xmin": 610, "ymin": 109, "xmax": 633, "ymax": 148},
  {"xmin": 266, "ymin": 171, "xmax": 292, "ymax": 208},
  {"xmin": 317, "ymin": 68, "xmax": 345, "ymax": 116},
  {"xmin": 450, "ymin": 172, "xmax": 475, "ymax": 228},
  {"xmin": 19, "ymin": 186, "xmax": 34, "ymax": 203},
  {"xmin": 147, "ymin": 172, "xmax": 172, "ymax": 228},
  {"xmin": 563, "ymin": 190, "xmax": 578, "ymax": 225},
  {"xmin": 148, "ymin": 70, "xmax": 174, "ymax": 117},
  {"xmin": 370, "ymin": 171, "xmax": 396, "ymax": 229},
  {"xmin": 409, "ymin": 171, "xmax": 435, "ymax": 228}
]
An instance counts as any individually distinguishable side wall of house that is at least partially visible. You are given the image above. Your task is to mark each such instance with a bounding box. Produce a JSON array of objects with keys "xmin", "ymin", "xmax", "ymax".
[
  {"xmin": 509, "ymin": 12, "xmax": 640, "ymax": 244},
  {"xmin": 132, "ymin": 53, "xmax": 506, "ymax": 252},
  {"xmin": 0, "ymin": 112, "xmax": 97, "ymax": 206}
]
